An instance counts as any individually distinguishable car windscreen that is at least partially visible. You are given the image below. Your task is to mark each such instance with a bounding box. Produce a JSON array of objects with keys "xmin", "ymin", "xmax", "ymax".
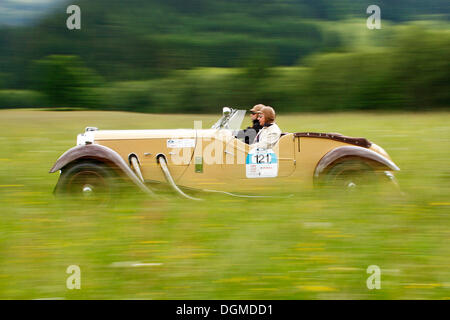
[
  {"xmin": 227, "ymin": 110, "xmax": 246, "ymax": 130},
  {"xmin": 211, "ymin": 109, "xmax": 246, "ymax": 130}
]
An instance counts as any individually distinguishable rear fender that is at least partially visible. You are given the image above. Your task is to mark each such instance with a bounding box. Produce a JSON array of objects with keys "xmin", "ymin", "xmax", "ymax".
[{"xmin": 314, "ymin": 146, "xmax": 400, "ymax": 178}]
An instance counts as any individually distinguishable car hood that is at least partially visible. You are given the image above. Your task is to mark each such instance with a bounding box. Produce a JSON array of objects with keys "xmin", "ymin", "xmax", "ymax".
[
  {"xmin": 89, "ymin": 128, "xmax": 233, "ymax": 140},
  {"xmin": 92, "ymin": 129, "xmax": 197, "ymax": 140}
]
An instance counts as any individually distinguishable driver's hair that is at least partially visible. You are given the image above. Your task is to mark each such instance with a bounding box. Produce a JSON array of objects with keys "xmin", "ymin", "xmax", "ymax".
[{"xmin": 260, "ymin": 106, "xmax": 276, "ymax": 123}]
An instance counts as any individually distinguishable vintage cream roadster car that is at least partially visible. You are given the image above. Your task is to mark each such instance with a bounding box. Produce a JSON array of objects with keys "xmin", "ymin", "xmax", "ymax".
[{"xmin": 50, "ymin": 108, "xmax": 399, "ymax": 199}]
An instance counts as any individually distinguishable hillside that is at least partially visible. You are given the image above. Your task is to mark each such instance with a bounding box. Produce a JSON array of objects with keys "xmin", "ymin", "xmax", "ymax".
[
  {"xmin": 1, "ymin": 0, "xmax": 449, "ymax": 86},
  {"xmin": 0, "ymin": 0, "xmax": 448, "ymax": 113}
]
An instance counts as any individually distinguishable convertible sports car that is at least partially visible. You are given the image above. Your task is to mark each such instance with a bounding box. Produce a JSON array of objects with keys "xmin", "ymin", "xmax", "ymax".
[{"xmin": 49, "ymin": 108, "xmax": 400, "ymax": 199}]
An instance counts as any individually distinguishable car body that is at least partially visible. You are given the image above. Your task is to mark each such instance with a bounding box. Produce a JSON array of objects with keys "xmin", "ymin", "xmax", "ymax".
[{"xmin": 50, "ymin": 108, "xmax": 400, "ymax": 198}]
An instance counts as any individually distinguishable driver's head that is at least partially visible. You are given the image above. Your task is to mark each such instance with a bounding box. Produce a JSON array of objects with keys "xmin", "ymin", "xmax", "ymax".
[
  {"xmin": 250, "ymin": 104, "xmax": 265, "ymax": 120},
  {"xmin": 258, "ymin": 106, "xmax": 276, "ymax": 126}
]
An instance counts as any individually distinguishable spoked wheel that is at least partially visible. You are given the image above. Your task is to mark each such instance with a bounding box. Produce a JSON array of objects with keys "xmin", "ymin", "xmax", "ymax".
[
  {"xmin": 320, "ymin": 159, "xmax": 381, "ymax": 191},
  {"xmin": 54, "ymin": 161, "xmax": 118, "ymax": 204}
]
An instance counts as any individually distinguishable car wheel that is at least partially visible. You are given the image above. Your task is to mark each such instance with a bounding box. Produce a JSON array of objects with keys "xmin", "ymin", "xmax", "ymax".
[
  {"xmin": 54, "ymin": 161, "xmax": 118, "ymax": 203},
  {"xmin": 320, "ymin": 159, "xmax": 381, "ymax": 190}
]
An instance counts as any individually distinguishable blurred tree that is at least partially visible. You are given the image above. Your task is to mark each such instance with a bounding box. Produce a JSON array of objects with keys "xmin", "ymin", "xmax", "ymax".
[
  {"xmin": 391, "ymin": 27, "xmax": 450, "ymax": 109},
  {"xmin": 228, "ymin": 54, "xmax": 275, "ymax": 107},
  {"xmin": 32, "ymin": 55, "xmax": 104, "ymax": 108},
  {"xmin": 0, "ymin": 0, "xmax": 448, "ymax": 112}
]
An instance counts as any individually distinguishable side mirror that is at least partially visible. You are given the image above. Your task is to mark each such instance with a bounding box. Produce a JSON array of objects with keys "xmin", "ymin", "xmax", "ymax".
[{"xmin": 223, "ymin": 107, "xmax": 232, "ymax": 117}]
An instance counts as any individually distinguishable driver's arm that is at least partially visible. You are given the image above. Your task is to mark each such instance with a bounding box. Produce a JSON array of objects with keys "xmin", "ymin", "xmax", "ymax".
[{"xmin": 235, "ymin": 128, "xmax": 257, "ymax": 144}]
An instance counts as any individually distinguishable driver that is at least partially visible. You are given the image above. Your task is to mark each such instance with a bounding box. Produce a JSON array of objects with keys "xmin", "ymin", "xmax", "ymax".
[
  {"xmin": 235, "ymin": 104, "xmax": 264, "ymax": 144},
  {"xmin": 247, "ymin": 104, "xmax": 264, "ymax": 134},
  {"xmin": 251, "ymin": 106, "xmax": 281, "ymax": 150}
]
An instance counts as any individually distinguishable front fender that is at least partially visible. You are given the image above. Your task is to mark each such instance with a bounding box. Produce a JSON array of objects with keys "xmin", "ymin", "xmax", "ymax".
[
  {"xmin": 314, "ymin": 146, "xmax": 400, "ymax": 178},
  {"xmin": 49, "ymin": 144, "xmax": 154, "ymax": 195}
]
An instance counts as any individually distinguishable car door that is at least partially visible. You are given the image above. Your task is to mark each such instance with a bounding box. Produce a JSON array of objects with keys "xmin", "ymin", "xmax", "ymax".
[
  {"xmin": 137, "ymin": 130, "xmax": 196, "ymax": 182},
  {"xmin": 221, "ymin": 133, "xmax": 296, "ymax": 183}
]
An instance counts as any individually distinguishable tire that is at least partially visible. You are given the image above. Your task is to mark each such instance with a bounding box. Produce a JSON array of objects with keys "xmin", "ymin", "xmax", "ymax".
[
  {"xmin": 54, "ymin": 161, "xmax": 118, "ymax": 203},
  {"xmin": 319, "ymin": 159, "xmax": 381, "ymax": 190}
]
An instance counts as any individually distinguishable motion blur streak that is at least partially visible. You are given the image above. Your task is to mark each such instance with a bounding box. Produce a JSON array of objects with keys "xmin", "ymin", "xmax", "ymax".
[
  {"xmin": 0, "ymin": 0, "xmax": 448, "ymax": 299},
  {"xmin": 0, "ymin": 110, "xmax": 448, "ymax": 299}
]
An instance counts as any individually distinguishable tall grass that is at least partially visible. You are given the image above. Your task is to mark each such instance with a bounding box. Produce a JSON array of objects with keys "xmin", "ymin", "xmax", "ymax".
[{"xmin": 0, "ymin": 110, "xmax": 448, "ymax": 299}]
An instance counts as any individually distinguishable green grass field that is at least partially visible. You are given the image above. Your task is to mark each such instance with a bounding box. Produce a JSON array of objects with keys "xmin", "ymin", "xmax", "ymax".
[{"xmin": 0, "ymin": 109, "xmax": 449, "ymax": 299}]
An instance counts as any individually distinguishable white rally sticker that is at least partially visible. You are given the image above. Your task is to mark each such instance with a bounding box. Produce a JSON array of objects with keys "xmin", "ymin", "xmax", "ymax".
[
  {"xmin": 246, "ymin": 148, "xmax": 278, "ymax": 178},
  {"xmin": 166, "ymin": 139, "xmax": 195, "ymax": 148}
]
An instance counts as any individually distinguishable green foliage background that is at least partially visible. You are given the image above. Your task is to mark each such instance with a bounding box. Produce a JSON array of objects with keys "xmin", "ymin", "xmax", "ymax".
[{"xmin": 0, "ymin": 0, "xmax": 449, "ymax": 112}]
